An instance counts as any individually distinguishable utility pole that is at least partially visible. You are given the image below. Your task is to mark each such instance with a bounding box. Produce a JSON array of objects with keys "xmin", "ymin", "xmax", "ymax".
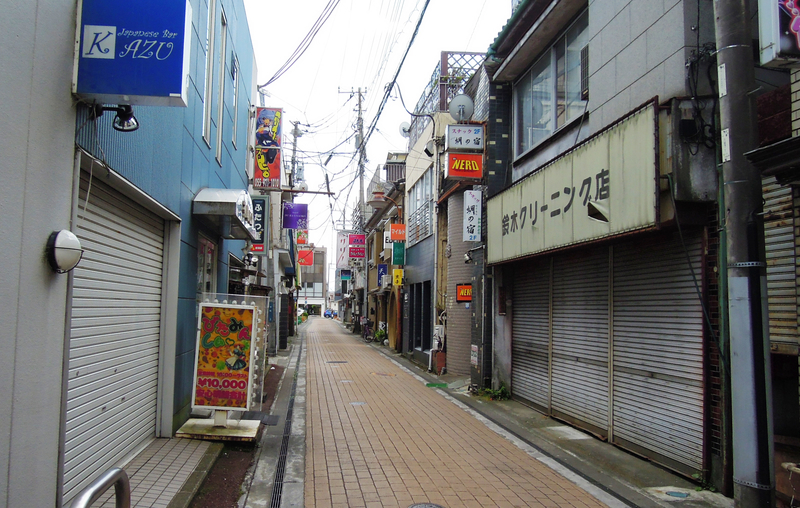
[
  {"xmin": 713, "ymin": 0, "xmax": 774, "ymax": 505},
  {"xmin": 290, "ymin": 121, "xmax": 303, "ymax": 188},
  {"xmin": 340, "ymin": 87, "xmax": 367, "ymax": 331}
]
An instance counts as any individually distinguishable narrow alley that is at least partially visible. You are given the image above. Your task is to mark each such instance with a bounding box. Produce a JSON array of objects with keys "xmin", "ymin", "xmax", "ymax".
[{"xmin": 302, "ymin": 317, "xmax": 618, "ymax": 508}]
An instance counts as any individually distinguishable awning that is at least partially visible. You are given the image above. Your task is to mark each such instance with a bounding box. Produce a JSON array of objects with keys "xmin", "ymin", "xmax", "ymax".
[
  {"xmin": 192, "ymin": 188, "xmax": 257, "ymax": 240},
  {"xmin": 745, "ymin": 136, "xmax": 800, "ymax": 185}
]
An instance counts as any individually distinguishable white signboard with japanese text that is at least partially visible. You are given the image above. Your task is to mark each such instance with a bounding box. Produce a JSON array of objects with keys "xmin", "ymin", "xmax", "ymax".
[
  {"xmin": 463, "ymin": 190, "xmax": 482, "ymax": 242},
  {"xmin": 487, "ymin": 103, "xmax": 658, "ymax": 264},
  {"xmin": 446, "ymin": 124, "xmax": 484, "ymax": 151},
  {"xmin": 336, "ymin": 232, "xmax": 349, "ymax": 269}
]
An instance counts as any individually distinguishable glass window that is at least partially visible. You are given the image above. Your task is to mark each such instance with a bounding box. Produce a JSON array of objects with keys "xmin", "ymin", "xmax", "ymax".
[
  {"xmin": 215, "ymin": 11, "xmax": 228, "ymax": 164},
  {"xmin": 202, "ymin": 0, "xmax": 218, "ymax": 144},
  {"xmin": 513, "ymin": 10, "xmax": 588, "ymax": 157},
  {"xmin": 197, "ymin": 236, "xmax": 217, "ymax": 294},
  {"xmin": 231, "ymin": 56, "xmax": 239, "ymax": 147}
]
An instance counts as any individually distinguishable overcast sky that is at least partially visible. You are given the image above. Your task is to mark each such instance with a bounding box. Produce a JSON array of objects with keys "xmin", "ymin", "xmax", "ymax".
[{"xmin": 242, "ymin": 0, "xmax": 512, "ymax": 277}]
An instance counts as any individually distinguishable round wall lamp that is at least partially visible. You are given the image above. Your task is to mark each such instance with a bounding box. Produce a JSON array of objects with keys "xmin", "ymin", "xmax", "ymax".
[{"xmin": 46, "ymin": 230, "xmax": 84, "ymax": 273}]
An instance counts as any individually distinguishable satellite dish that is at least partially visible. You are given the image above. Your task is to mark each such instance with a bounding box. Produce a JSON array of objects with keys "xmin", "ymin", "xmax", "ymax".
[
  {"xmin": 449, "ymin": 94, "xmax": 474, "ymax": 122},
  {"xmin": 399, "ymin": 122, "xmax": 411, "ymax": 137}
]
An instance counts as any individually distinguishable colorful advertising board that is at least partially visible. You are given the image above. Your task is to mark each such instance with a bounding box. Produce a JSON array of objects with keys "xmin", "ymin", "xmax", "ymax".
[
  {"xmin": 445, "ymin": 152, "xmax": 484, "ymax": 180},
  {"xmin": 298, "ymin": 249, "xmax": 314, "ymax": 266},
  {"xmin": 253, "ymin": 107, "xmax": 283, "ymax": 191},
  {"xmin": 73, "ymin": 0, "xmax": 192, "ymax": 107},
  {"xmin": 759, "ymin": 0, "xmax": 800, "ymax": 66},
  {"xmin": 349, "ymin": 246, "xmax": 365, "ymax": 258},
  {"xmin": 456, "ymin": 284, "xmax": 473, "ymax": 302},
  {"xmin": 341, "ymin": 269, "xmax": 352, "ymax": 280},
  {"xmin": 463, "ymin": 190, "xmax": 482, "ymax": 242},
  {"xmin": 192, "ymin": 303, "xmax": 256, "ymax": 410},
  {"xmin": 282, "ymin": 202, "xmax": 308, "ymax": 229},
  {"xmin": 348, "ymin": 233, "xmax": 366, "ymax": 246},
  {"xmin": 251, "ymin": 197, "xmax": 267, "ymax": 252},
  {"xmin": 393, "ymin": 269, "xmax": 404, "ymax": 286},
  {"xmin": 377, "ymin": 264, "xmax": 388, "ymax": 285},
  {"xmin": 389, "ymin": 223, "xmax": 406, "ymax": 241},
  {"xmin": 296, "ymin": 230, "xmax": 309, "ymax": 245},
  {"xmin": 392, "ymin": 241, "xmax": 405, "ymax": 265}
]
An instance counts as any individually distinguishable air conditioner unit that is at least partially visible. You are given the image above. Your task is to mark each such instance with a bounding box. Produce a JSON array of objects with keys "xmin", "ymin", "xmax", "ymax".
[{"xmin": 380, "ymin": 274, "xmax": 392, "ymax": 287}]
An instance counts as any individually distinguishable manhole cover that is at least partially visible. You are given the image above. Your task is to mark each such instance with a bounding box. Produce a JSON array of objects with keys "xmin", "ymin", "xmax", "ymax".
[
  {"xmin": 408, "ymin": 504, "xmax": 446, "ymax": 508},
  {"xmin": 327, "ymin": 360, "xmax": 348, "ymax": 364},
  {"xmin": 371, "ymin": 372, "xmax": 396, "ymax": 377},
  {"xmin": 350, "ymin": 401, "xmax": 367, "ymax": 406}
]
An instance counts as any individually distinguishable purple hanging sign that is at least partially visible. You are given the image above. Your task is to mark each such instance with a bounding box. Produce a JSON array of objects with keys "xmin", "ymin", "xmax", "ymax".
[{"xmin": 282, "ymin": 203, "xmax": 308, "ymax": 229}]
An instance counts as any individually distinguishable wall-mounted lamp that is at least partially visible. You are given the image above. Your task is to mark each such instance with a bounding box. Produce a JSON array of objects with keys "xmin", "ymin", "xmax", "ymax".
[
  {"xmin": 90, "ymin": 104, "xmax": 140, "ymax": 132},
  {"xmin": 367, "ymin": 191, "xmax": 403, "ymax": 222},
  {"xmin": 424, "ymin": 140, "xmax": 435, "ymax": 157},
  {"xmin": 46, "ymin": 230, "xmax": 84, "ymax": 273},
  {"xmin": 244, "ymin": 252, "xmax": 259, "ymax": 268}
]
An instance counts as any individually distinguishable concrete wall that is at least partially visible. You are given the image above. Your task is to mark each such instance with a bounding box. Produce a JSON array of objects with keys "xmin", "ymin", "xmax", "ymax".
[
  {"xmin": 587, "ymin": 0, "xmax": 714, "ymax": 130},
  {"xmin": 446, "ymin": 192, "xmax": 476, "ymax": 376},
  {"xmin": 0, "ymin": 0, "xmax": 79, "ymax": 505}
]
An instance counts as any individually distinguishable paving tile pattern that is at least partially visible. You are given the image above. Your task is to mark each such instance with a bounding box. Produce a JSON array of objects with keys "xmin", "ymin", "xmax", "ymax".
[
  {"xmin": 304, "ymin": 319, "xmax": 608, "ymax": 508},
  {"xmin": 94, "ymin": 438, "xmax": 211, "ymax": 508}
]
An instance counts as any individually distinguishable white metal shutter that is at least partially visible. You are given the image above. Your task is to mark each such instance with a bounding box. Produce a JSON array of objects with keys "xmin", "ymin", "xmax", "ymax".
[
  {"xmin": 64, "ymin": 173, "xmax": 165, "ymax": 500},
  {"xmin": 551, "ymin": 248, "xmax": 609, "ymax": 435},
  {"xmin": 762, "ymin": 177, "xmax": 798, "ymax": 347},
  {"xmin": 612, "ymin": 231, "xmax": 704, "ymax": 475},
  {"xmin": 511, "ymin": 259, "xmax": 550, "ymax": 410}
]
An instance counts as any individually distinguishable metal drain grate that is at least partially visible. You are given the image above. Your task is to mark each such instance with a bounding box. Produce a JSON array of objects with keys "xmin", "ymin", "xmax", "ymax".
[{"xmin": 269, "ymin": 338, "xmax": 303, "ymax": 508}]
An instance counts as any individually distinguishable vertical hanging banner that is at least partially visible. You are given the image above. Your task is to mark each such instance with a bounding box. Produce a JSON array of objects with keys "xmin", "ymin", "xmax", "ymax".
[
  {"xmin": 298, "ymin": 249, "xmax": 314, "ymax": 266},
  {"xmin": 393, "ymin": 269, "xmax": 404, "ymax": 286},
  {"xmin": 251, "ymin": 197, "xmax": 267, "ymax": 252},
  {"xmin": 336, "ymin": 231, "xmax": 349, "ymax": 269},
  {"xmin": 253, "ymin": 107, "xmax": 282, "ymax": 190},
  {"xmin": 463, "ymin": 190, "xmax": 482, "ymax": 242},
  {"xmin": 392, "ymin": 241, "xmax": 405, "ymax": 265},
  {"xmin": 377, "ymin": 264, "xmax": 388, "ymax": 285},
  {"xmin": 192, "ymin": 303, "xmax": 256, "ymax": 410},
  {"xmin": 296, "ymin": 230, "xmax": 309, "ymax": 245},
  {"xmin": 282, "ymin": 202, "xmax": 308, "ymax": 229}
]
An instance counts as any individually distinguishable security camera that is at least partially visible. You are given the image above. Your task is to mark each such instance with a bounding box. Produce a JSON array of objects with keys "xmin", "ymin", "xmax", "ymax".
[{"xmin": 464, "ymin": 252, "xmax": 472, "ymax": 263}]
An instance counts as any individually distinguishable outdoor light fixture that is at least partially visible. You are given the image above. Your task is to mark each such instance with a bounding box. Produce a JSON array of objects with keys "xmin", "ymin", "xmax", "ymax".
[
  {"xmin": 367, "ymin": 190, "xmax": 403, "ymax": 221},
  {"xmin": 90, "ymin": 104, "xmax": 140, "ymax": 132},
  {"xmin": 46, "ymin": 230, "xmax": 84, "ymax": 273}
]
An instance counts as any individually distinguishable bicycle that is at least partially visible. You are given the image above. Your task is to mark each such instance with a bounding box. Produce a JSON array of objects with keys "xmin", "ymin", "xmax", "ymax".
[{"xmin": 362, "ymin": 319, "xmax": 374, "ymax": 343}]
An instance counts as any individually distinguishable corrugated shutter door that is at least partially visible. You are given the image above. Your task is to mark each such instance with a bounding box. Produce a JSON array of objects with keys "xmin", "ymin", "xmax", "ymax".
[
  {"xmin": 762, "ymin": 177, "xmax": 797, "ymax": 346},
  {"xmin": 551, "ymin": 248, "xmax": 609, "ymax": 435},
  {"xmin": 64, "ymin": 174, "xmax": 164, "ymax": 500},
  {"xmin": 612, "ymin": 231, "xmax": 704, "ymax": 475},
  {"xmin": 511, "ymin": 259, "xmax": 550, "ymax": 411}
]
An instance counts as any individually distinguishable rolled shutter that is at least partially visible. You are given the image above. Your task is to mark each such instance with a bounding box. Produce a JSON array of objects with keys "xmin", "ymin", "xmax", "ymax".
[{"xmin": 64, "ymin": 174, "xmax": 164, "ymax": 501}]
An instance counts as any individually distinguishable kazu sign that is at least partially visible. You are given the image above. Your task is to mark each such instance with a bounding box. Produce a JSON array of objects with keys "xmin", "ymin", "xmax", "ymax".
[{"xmin": 73, "ymin": 0, "xmax": 192, "ymax": 106}]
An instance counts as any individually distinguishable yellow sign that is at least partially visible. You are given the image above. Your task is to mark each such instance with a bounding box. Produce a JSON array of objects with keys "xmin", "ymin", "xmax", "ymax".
[
  {"xmin": 487, "ymin": 102, "xmax": 657, "ymax": 264},
  {"xmin": 192, "ymin": 303, "xmax": 255, "ymax": 410},
  {"xmin": 393, "ymin": 269, "xmax": 404, "ymax": 286}
]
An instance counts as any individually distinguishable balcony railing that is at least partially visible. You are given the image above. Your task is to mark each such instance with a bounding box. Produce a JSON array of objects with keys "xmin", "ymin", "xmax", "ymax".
[
  {"xmin": 407, "ymin": 201, "xmax": 432, "ymax": 246},
  {"xmin": 408, "ymin": 52, "xmax": 485, "ymax": 148}
]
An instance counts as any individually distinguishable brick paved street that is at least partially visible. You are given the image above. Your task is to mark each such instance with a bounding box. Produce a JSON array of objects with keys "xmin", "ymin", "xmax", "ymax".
[{"xmin": 304, "ymin": 318, "xmax": 610, "ymax": 508}]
